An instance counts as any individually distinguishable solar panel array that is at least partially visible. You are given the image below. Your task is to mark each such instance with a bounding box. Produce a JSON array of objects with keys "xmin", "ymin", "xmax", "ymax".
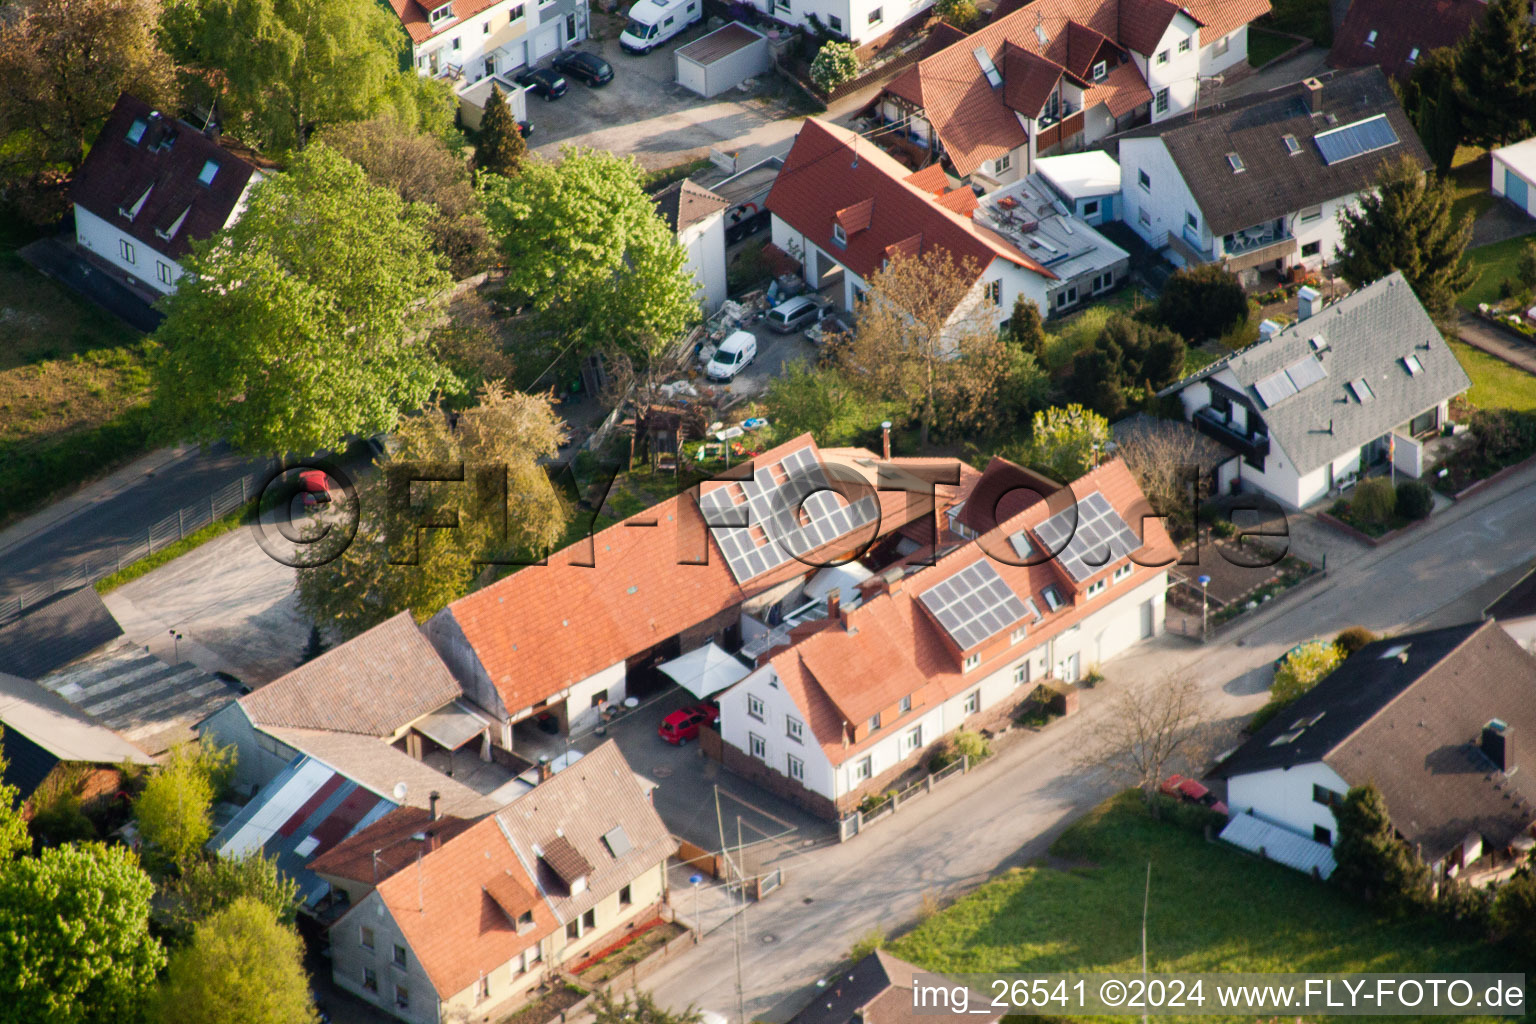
[
  {"xmin": 918, "ymin": 560, "xmax": 1029, "ymax": 650},
  {"xmin": 1254, "ymin": 354, "xmax": 1329, "ymax": 407},
  {"xmin": 699, "ymin": 446, "xmax": 881, "ymax": 585},
  {"xmin": 1034, "ymin": 491, "xmax": 1141, "ymax": 583},
  {"xmin": 1314, "ymin": 114, "xmax": 1399, "ymax": 166}
]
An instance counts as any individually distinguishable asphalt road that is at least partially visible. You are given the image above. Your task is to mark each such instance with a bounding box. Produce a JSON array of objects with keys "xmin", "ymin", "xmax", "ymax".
[{"xmin": 640, "ymin": 462, "xmax": 1536, "ymax": 1021}]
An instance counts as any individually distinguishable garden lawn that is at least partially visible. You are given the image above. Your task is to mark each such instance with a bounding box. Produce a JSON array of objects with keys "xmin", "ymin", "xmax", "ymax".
[
  {"xmin": 1449, "ymin": 148, "xmax": 1495, "ymax": 226},
  {"xmin": 1449, "ymin": 339, "xmax": 1536, "ymax": 412},
  {"xmin": 890, "ymin": 792, "xmax": 1519, "ymax": 1024},
  {"xmin": 1044, "ymin": 287, "xmax": 1150, "ymax": 371},
  {"xmin": 1246, "ymin": 27, "xmax": 1297, "ymax": 67},
  {"xmin": 1459, "ymin": 235, "xmax": 1534, "ymax": 312}
]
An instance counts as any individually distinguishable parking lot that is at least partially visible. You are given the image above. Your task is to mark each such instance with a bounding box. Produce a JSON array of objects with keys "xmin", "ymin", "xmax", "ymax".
[
  {"xmin": 692, "ymin": 304, "xmax": 824, "ymax": 399},
  {"xmin": 527, "ymin": 13, "xmax": 808, "ymax": 169},
  {"xmin": 577, "ymin": 684, "xmax": 834, "ymax": 858}
]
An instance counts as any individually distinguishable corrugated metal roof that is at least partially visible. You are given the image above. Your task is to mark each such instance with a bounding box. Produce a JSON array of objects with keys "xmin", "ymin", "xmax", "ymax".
[
  {"xmin": 1220, "ymin": 812, "xmax": 1336, "ymax": 879},
  {"xmin": 675, "ymin": 21, "xmax": 764, "ymax": 65}
]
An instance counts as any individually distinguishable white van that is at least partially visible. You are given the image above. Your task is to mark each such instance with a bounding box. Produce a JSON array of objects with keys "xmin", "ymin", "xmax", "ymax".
[
  {"xmin": 706, "ymin": 330, "xmax": 757, "ymax": 382},
  {"xmin": 619, "ymin": 0, "xmax": 701, "ymax": 53}
]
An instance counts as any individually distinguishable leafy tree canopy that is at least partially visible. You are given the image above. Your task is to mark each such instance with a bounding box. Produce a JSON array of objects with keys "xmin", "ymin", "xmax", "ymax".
[
  {"xmin": 1332, "ymin": 783, "xmax": 1431, "ymax": 911},
  {"xmin": 1024, "ymin": 404, "xmax": 1110, "ymax": 482},
  {"xmin": 0, "ymin": 732, "xmax": 29, "ymax": 860},
  {"xmin": 1153, "ymin": 264, "xmax": 1249, "ymax": 343},
  {"xmin": 1065, "ymin": 314, "xmax": 1186, "ymax": 419},
  {"xmin": 765, "ymin": 361, "xmax": 901, "ymax": 449},
  {"xmin": 1270, "ymin": 639, "xmax": 1343, "ymax": 706},
  {"xmin": 163, "ymin": 851, "xmax": 301, "ymax": 942},
  {"xmin": 134, "ymin": 742, "xmax": 233, "ymax": 868},
  {"xmin": 152, "ymin": 143, "xmax": 458, "ymax": 456},
  {"xmin": 156, "ymin": 897, "xmax": 316, "ymax": 1024},
  {"xmin": 475, "ymin": 82, "xmax": 528, "ymax": 179}
]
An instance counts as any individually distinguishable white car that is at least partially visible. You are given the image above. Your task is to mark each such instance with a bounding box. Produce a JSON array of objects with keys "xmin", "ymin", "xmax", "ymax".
[{"xmin": 706, "ymin": 331, "xmax": 757, "ymax": 382}]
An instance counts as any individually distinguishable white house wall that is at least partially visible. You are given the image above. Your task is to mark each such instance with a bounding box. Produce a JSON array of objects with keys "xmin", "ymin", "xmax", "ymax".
[
  {"xmin": 1200, "ymin": 26, "xmax": 1250, "ymax": 78},
  {"xmin": 564, "ymin": 660, "xmax": 628, "ymax": 735},
  {"xmin": 718, "ymin": 664, "xmax": 838, "ymax": 799},
  {"xmin": 680, "ymin": 211, "xmax": 728, "ymax": 312},
  {"xmin": 768, "ymin": 0, "xmax": 932, "ymax": 45},
  {"xmin": 74, "ymin": 204, "xmax": 184, "ymax": 294},
  {"xmin": 1142, "ymin": 13, "xmax": 1202, "ymax": 123},
  {"xmin": 412, "ymin": 0, "xmax": 587, "ymax": 82},
  {"xmin": 1118, "ymin": 138, "xmax": 1201, "ymax": 251},
  {"xmin": 1226, "ymin": 761, "xmax": 1352, "ymax": 844}
]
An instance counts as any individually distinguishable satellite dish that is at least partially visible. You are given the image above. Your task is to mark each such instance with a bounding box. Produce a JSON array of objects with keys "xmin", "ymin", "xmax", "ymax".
[{"xmin": 393, "ymin": 782, "xmax": 408, "ymax": 802}]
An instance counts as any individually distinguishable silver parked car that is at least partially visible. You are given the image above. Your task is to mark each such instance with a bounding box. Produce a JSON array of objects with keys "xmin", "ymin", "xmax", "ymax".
[{"xmin": 765, "ymin": 295, "xmax": 831, "ymax": 333}]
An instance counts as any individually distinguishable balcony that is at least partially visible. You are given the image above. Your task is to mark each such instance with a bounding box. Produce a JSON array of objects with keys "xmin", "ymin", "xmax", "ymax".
[
  {"xmin": 1035, "ymin": 110, "xmax": 1085, "ymax": 152},
  {"xmin": 1221, "ymin": 224, "xmax": 1297, "ymax": 273},
  {"xmin": 1193, "ymin": 407, "xmax": 1269, "ymax": 461}
]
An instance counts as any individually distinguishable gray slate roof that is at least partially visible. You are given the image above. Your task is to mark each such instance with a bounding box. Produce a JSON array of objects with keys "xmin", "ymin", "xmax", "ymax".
[
  {"xmin": 1166, "ymin": 273, "xmax": 1469, "ymax": 475},
  {"xmin": 0, "ymin": 587, "xmax": 123, "ymax": 679},
  {"xmin": 39, "ymin": 648, "xmax": 238, "ymax": 754},
  {"xmin": 1214, "ymin": 621, "xmax": 1536, "ymax": 863},
  {"xmin": 240, "ymin": 611, "xmax": 462, "ymax": 737},
  {"xmin": 1117, "ymin": 66, "xmax": 1428, "ymax": 236},
  {"xmin": 496, "ymin": 740, "xmax": 674, "ymax": 921}
]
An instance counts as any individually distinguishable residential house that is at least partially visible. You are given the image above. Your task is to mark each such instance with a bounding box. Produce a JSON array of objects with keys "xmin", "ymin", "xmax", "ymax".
[
  {"xmin": 310, "ymin": 741, "xmax": 672, "ymax": 1023},
  {"xmin": 1159, "ymin": 273, "xmax": 1470, "ymax": 509},
  {"xmin": 755, "ymin": 0, "xmax": 932, "ymax": 47},
  {"xmin": 1491, "ymin": 137, "xmax": 1536, "ymax": 220},
  {"xmin": 72, "ymin": 94, "xmax": 262, "ymax": 296},
  {"xmin": 653, "ymin": 179, "xmax": 730, "ymax": 313},
  {"xmin": 1035, "ymin": 150, "xmax": 1124, "ymax": 225},
  {"xmin": 1115, "ymin": 67, "xmax": 1429, "ymax": 285},
  {"xmin": 1213, "ymin": 620, "xmax": 1536, "ymax": 885},
  {"xmin": 389, "ymin": 0, "xmax": 588, "ymax": 84},
  {"xmin": 872, "ymin": 0, "xmax": 1271, "ymax": 187},
  {"xmin": 767, "ymin": 118, "xmax": 1125, "ymax": 320},
  {"xmin": 1329, "ymin": 0, "xmax": 1487, "ymax": 80},
  {"xmin": 0, "ymin": 671, "xmax": 156, "ymax": 812},
  {"xmin": 716, "ymin": 457, "xmax": 1176, "ymax": 819},
  {"xmin": 788, "ymin": 949, "xmax": 999, "ymax": 1024},
  {"xmin": 199, "ymin": 611, "xmax": 523, "ymax": 806},
  {"xmin": 425, "ymin": 432, "xmax": 979, "ymax": 755}
]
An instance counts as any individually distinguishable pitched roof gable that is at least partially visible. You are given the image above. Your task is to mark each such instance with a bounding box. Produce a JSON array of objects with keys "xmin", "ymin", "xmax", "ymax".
[
  {"xmin": 652, "ymin": 178, "xmax": 729, "ymax": 233},
  {"xmin": 386, "ymin": 0, "xmax": 508, "ymax": 45},
  {"xmin": 308, "ymin": 805, "xmax": 480, "ymax": 886},
  {"xmin": 240, "ymin": 612, "xmax": 462, "ymax": 736},
  {"xmin": 0, "ymin": 586, "xmax": 122, "ymax": 679},
  {"xmin": 72, "ymin": 95, "xmax": 258, "ymax": 261}
]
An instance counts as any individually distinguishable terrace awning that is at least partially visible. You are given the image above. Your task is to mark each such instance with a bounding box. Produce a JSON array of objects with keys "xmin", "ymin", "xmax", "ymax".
[{"xmin": 658, "ymin": 642, "xmax": 751, "ymax": 699}]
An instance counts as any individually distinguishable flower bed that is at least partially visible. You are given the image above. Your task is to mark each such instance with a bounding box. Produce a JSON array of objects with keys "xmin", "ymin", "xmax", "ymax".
[
  {"xmin": 571, "ymin": 918, "xmax": 685, "ymax": 983},
  {"xmin": 1207, "ymin": 554, "xmax": 1317, "ymax": 627},
  {"xmin": 1430, "ymin": 407, "xmax": 1536, "ymax": 494}
]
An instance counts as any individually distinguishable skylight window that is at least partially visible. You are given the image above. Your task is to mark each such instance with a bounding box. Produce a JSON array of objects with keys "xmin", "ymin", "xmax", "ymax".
[
  {"xmin": 1034, "ymin": 21, "xmax": 1048, "ymax": 45},
  {"xmin": 1041, "ymin": 585, "xmax": 1064, "ymax": 612},
  {"xmin": 1402, "ymin": 354, "xmax": 1423, "ymax": 375},
  {"xmin": 198, "ymin": 159, "xmax": 219, "ymax": 185},
  {"xmin": 1379, "ymin": 643, "xmax": 1411, "ymax": 660},
  {"xmin": 126, "ymin": 119, "xmax": 148, "ymax": 145},
  {"xmin": 1408, "ymin": 47, "xmax": 1420, "ymax": 63},
  {"xmin": 1282, "ymin": 134, "xmax": 1300, "ymax": 156},
  {"xmin": 1310, "ymin": 335, "xmax": 1329, "ymax": 352},
  {"xmin": 1226, "ymin": 152, "xmax": 1246, "ymax": 173},
  {"xmin": 1348, "ymin": 378, "xmax": 1376, "ymax": 402},
  {"xmin": 1365, "ymin": 29, "xmax": 1377, "ymax": 46},
  {"xmin": 1270, "ymin": 729, "xmax": 1305, "ymax": 746},
  {"xmin": 973, "ymin": 46, "xmax": 1002, "ymax": 88},
  {"xmin": 429, "ymin": 1, "xmax": 456, "ymax": 24}
]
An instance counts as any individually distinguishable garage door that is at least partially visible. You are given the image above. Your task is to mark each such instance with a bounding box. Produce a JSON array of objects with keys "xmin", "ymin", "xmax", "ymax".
[
  {"xmin": 501, "ymin": 40, "xmax": 528, "ymax": 71},
  {"xmin": 1508, "ymin": 168, "xmax": 1530, "ymax": 213},
  {"xmin": 533, "ymin": 25, "xmax": 559, "ymax": 59},
  {"xmin": 676, "ymin": 56, "xmax": 706, "ymax": 96}
]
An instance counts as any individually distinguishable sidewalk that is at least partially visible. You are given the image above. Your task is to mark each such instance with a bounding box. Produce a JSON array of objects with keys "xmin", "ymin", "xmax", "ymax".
[{"xmin": 1455, "ymin": 310, "xmax": 1536, "ymax": 375}]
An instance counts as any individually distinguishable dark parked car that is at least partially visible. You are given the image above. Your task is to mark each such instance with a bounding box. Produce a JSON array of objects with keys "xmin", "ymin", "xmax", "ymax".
[
  {"xmin": 514, "ymin": 66, "xmax": 568, "ymax": 100},
  {"xmin": 517, "ymin": 120, "xmax": 533, "ymax": 138},
  {"xmin": 552, "ymin": 50, "xmax": 613, "ymax": 87}
]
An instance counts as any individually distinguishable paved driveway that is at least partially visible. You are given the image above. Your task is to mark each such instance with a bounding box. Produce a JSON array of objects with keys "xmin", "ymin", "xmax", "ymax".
[{"xmin": 528, "ymin": 15, "xmax": 807, "ymax": 169}]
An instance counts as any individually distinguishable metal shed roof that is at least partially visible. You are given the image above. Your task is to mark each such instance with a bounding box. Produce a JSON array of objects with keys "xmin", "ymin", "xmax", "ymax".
[
  {"xmin": 1220, "ymin": 812, "xmax": 1337, "ymax": 879},
  {"xmin": 676, "ymin": 21, "xmax": 765, "ymax": 65}
]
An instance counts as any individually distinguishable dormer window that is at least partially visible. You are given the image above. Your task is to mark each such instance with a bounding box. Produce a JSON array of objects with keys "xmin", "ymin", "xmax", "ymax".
[
  {"xmin": 1408, "ymin": 47, "xmax": 1419, "ymax": 63},
  {"xmin": 1085, "ymin": 578, "xmax": 1106, "ymax": 598},
  {"xmin": 899, "ymin": 695, "xmax": 912, "ymax": 713},
  {"xmin": 155, "ymin": 206, "xmax": 191, "ymax": 242},
  {"xmin": 538, "ymin": 835, "xmax": 592, "ymax": 897},
  {"xmin": 429, "ymin": 1, "xmax": 456, "ymax": 25},
  {"xmin": 832, "ymin": 223, "xmax": 846, "ymax": 246},
  {"xmin": 1092, "ymin": 60, "xmax": 1107, "ymax": 82},
  {"xmin": 1041, "ymin": 585, "xmax": 1065, "ymax": 612},
  {"xmin": 963, "ymin": 652, "xmax": 981, "ymax": 672},
  {"xmin": 118, "ymin": 183, "xmax": 152, "ymax": 221},
  {"xmin": 869, "ymin": 712, "xmax": 882, "ymax": 731}
]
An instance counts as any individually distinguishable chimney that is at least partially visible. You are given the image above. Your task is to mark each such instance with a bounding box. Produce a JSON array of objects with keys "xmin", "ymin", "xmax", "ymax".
[
  {"xmin": 1297, "ymin": 285, "xmax": 1321, "ymax": 320},
  {"xmin": 1259, "ymin": 318, "xmax": 1283, "ymax": 340},
  {"xmin": 537, "ymin": 755, "xmax": 552, "ymax": 783},
  {"xmin": 1303, "ymin": 77, "xmax": 1323, "ymax": 114},
  {"xmin": 428, "ymin": 790, "xmax": 440, "ymax": 821},
  {"xmin": 881, "ymin": 420, "xmax": 892, "ymax": 460},
  {"xmin": 1482, "ymin": 719, "xmax": 1513, "ymax": 773},
  {"xmin": 827, "ymin": 587, "xmax": 841, "ymax": 622}
]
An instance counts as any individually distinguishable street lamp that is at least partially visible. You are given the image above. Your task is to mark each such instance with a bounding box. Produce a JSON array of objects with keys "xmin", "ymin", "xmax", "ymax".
[
  {"xmin": 689, "ymin": 872, "xmax": 704, "ymax": 939},
  {"xmin": 168, "ymin": 629, "xmax": 183, "ymax": 663},
  {"xmin": 1196, "ymin": 575, "xmax": 1211, "ymax": 640}
]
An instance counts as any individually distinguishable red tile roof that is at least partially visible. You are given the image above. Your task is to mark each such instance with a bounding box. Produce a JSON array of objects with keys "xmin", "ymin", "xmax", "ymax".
[
  {"xmin": 766, "ymin": 119, "xmax": 1053, "ymax": 284},
  {"xmin": 369, "ymin": 814, "xmax": 555, "ymax": 997},
  {"xmin": 1186, "ymin": 0, "xmax": 1271, "ymax": 44},
  {"xmin": 387, "ymin": 0, "xmax": 506, "ymax": 45},
  {"xmin": 1329, "ymin": 0, "xmax": 1484, "ymax": 80},
  {"xmin": 768, "ymin": 458, "xmax": 1176, "ymax": 765},
  {"xmin": 903, "ymin": 163, "xmax": 950, "ymax": 194},
  {"xmin": 72, "ymin": 94, "xmax": 258, "ymax": 261},
  {"xmin": 437, "ymin": 435, "xmax": 975, "ymax": 717},
  {"xmin": 953, "ymin": 456, "xmax": 1056, "ymax": 535},
  {"xmin": 308, "ymin": 806, "xmax": 480, "ymax": 887}
]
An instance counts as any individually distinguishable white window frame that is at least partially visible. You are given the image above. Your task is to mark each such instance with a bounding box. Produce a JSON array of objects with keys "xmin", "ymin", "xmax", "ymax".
[
  {"xmin": 853, "ymin": 756, "xmax": 872, "ymax": 781},
  {"xmin": 963, "ymin": 652, "xmax": 981, "ymax": 672},
  {"xmin": 1214, "ymin": 35, "xmax": 1229, "ymax": 56},
  {"xmin": 1138, "ymin": 169, "xmax": 1151, "ymax": 192},
  {"xmin": 1085, "ymin": 579, "xmax": 1106, "ymax": 598},
  {"xmin": 1154, "ymin": 88, "xmax": 1169, "ymax": 114},
  {"xmin": 1013, "ymin": 661, "xmax": 1030, "ymax": 686},
  {"xmin": 749, "ymin": 732, "xmax": 766, "ymax": 760},
  {"xmin": 118, "ymin": 239, "xmax": 136, "ymax": 264},
  {"xmin": 903, "ymin": 725, "xmax": 922, "ymax": 753},
  {"xmin": 787, "ymin": 753, "xmax": 804, "ymax": 781},
  {"xmin": 747, "ymin": 694, "xmax": 765, "ymax": 721},
  {"xmin": 1010, "ymin": 626, "xmax": 1026, "ymax": 644},
  {"xmin": 963, "ymin": 690, "xmax": 979, "ymax": 714},
  {"xmin": 156, "ymin": 260, "xmax": 173, "ymax": 285},
  {"xmin": 832, "ymin": 223, "xmax": 846, "ymax": 246},
  {"xmin": 899, "ymin": 695, "xmax": 912, "ymax": 713},
  {"xmin": 1299, "ymin": 204, "xmax": 1323, "ymax": 223},
  {"xmin": 1156, "ymin": 49, "xmax": 1169, "ymax": 65},
  {"xmin": 995, "ymin": 152, "xmax": 1011, "ymax": 173},
  {"xmin": 1178, "ymin": 37, "xmax": 1190, "ymax": 53},
  {"xmin": 786, "ymin": 716, "xmax": 804, "ymax": 743},
  {"xmin": 1113, "ymin": 563, "xmax": 1133, "ymax": 583},
  {"xmin": 1092, "ymin": 60, "xmax": 1107, "ymax": 81},
  {"xmin": 867, "ymin": 6, "xmax": 882, "ymax": 24}
]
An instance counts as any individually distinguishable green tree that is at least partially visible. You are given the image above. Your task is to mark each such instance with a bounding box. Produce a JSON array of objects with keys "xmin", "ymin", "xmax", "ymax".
[
  {"xmin": 1005, "ymin": 296, "xmax": 1048, "ymax": 361},
  {"xmin": 321, "ymin": 116, "xmax": 492, "ymax": 278},
  {"xmin": 1025, "ymin": 404, "xmax": 1110, "ymax": 481},
  {"xmin": 134, "ymin": 741, "xmax": 233, "ymax": 868},
  {"xmin": 993, "ymin": 345, "xmax": 1050, "ymax": 427},
  {"xmin": 297, "ymin": 384, "xmax": 571, "ymax": 637},
  {"xmin": 0, "ymin": 730, "xmax": 29, "ymax": 860},
  {"xmin": 765, "ymin": 361, "xmax": 898, "ymax": 448},
  {"xmin": 1491, "ymin": 856, "xmax": 1536, "ymax": 960},
  {"xmin": 1270, "ymin": 639, "xmax": 1343, "ymax": 706},
  {"xmin": 1065, "ymin": 315, "xmax": 1186, "ymax": 419},
  {"xmin": 475, "ymin": 83, "xmax": 528, "ymax": 178},
  {"xmin": 164, "ymin": 851, "xmax": 301, "ymax": 941},
  {"xmin": 591, "ymin": 990, "xmax": 701, "ymax": 1024},
  {"xmin": 156, "ymin": 897, "xmax": 316, "ymax": 1024},
  {"xmin": 1333, "ymin": 626, "xmax": 1378, "ymax": 657},
  {"xmin": 181, "ymin": 0, "xmax": 418, "ymax": 152},
  {"xmin": 809, "ymin": 41, "xmax": 859, "ymax": 92},
  {"xmin": 1351, "ymin": 476, "xmax": 1397, "ymax": 524},
  {"xmin": 1334, "ymin": 157, "xmax": 1474, "ymax": 326},
  {"xmin": 934, "ymin": 0, "xmax": 979, "ymax": 27},
  {"xmin": 153, "ymin": 144, "xmax": 456, "ymax": 456},
  {"xmin": 1517, "ymin": 238, "xmax": 1536, "ymax": 292},
  {"xmin": 482, "ymin": 148, "xmax": 698, "ymax": 378},
  {"xmin": 1154, "ymin": 264, "xmax": 1249, "ymax": 342},
  {"xmin": 1416, "ymin": 75, "xmax": 1461, "ymax": 177},
  {"xmin": 0, "ymin": 843, "xmax": 165, "ymax": 1024},
  {"xmin": 1457, "ymin": 0, "xmax": 1536, "ymax": 148},
  {"xmin": 0, "ymin": 0, "xmax": 179, "ymax": 220},
  {"xmin": 1332, "ymin": 784, "xmax": 1431, "ymax": 909}
]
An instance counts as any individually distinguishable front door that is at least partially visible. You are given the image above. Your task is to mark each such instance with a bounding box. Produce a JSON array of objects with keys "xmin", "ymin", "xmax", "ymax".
[
  {"xmin": 1058, "ymin": 652, "xmax": 1081, "ymax": 683},
  {"xmin": 1140, "ymin": 599, "xmax": 1155, "ymax": 639},
  {"xmin": 566, "ymin": 13, "xmax": 578, "ymax": 40}
]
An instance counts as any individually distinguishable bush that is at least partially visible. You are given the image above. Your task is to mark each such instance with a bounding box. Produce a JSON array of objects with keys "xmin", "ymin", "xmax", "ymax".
[
  {"xmin": 1334, "ymin": 626, "xmax": 1378, "ymax": 657},
  {"xmin": 934, "ymin": 0, "xmax": 979, "ymax": 26},
  {"xmin": 848, "ymin": 927, "xmax": 886, "ymax": 963},
  {"xmin": 1154, "ymin": 264, "xmax": 1249, "ymax": 342},
  {"xmin": 809, "ymin": 41, "xmax": 859, "ymax": 92},
  {"xmin": 951, "ymin": 727, "xmax": 992, "ymax": 762},
  {"xmin": 1351, "ymin": 477, "xmax": 1397, "ymax": 525},
  {"xmin": 1470, "ymin": 408, "xmax": 1536, "ymax": 462},
  {"xmin": 1395, "ymin": 479, "xmax": 1433, "ymax": 520}
]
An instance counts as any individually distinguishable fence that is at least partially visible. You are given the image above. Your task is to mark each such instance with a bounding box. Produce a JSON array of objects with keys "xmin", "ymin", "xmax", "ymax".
[
  {"xmin": 0, "ymin": 472, "xmax": 261, "ymax": 626},
  {"xmin": 837, "ymin": 754, "xmax": 969, "ymax": 842}
]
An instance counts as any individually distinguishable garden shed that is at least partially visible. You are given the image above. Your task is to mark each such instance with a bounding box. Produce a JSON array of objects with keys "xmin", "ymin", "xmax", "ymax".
[
  {"xmin": 1491, "ymin": 137, "xmax": 1536, "ymax": 219},
  {"xmin": 675, "ymin": 22, "xmax": 769, "ymax": 99}
]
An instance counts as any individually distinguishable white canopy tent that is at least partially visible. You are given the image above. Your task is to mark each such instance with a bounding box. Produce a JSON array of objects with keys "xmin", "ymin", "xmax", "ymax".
[
  {"xmin": 658, "ymin": 642, "xmax": 751, "ymax": 699},
  {"xmin": 803, "ymin": 562, "xmax": 873, "ymax": 606}
]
